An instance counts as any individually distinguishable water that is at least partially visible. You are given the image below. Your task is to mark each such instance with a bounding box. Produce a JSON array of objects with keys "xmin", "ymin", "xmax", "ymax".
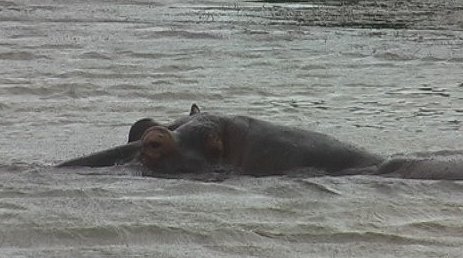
[{"xmin": 0, "ymin": 0, "xmax": 463, "ymax": 257}]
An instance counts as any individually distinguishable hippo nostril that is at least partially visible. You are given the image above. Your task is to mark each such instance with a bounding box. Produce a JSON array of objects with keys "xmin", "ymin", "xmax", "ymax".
[{"xmin": 150, "ymin": 142, "xmax": 162, "ymax": 149}]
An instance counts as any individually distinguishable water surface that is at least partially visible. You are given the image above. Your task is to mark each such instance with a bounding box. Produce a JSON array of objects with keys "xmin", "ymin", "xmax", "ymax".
[{"xmin": 0, "ymin": 0, "xmax": 462, "ymax": 257}]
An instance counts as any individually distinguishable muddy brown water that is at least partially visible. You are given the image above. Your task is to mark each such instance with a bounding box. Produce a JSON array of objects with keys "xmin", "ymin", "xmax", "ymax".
[{"xmin": 0, "ymin": 0, "xmax": 462, "ymax": 257}]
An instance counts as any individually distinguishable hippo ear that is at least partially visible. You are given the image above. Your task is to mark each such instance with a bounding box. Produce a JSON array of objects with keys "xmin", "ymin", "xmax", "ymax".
[
  {"xmin": 190, "ymin": 104, "xmax": 200, "ymax": 116},
  {"xmin": 128, "ymin": 118, "xmax": 161, "ymax": 143},
  {"xmin": 205, "ymin": 132, "xmax": 223, "ymax": 161}
]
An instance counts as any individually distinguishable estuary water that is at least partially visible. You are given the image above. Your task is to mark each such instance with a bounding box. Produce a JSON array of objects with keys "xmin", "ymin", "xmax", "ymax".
[{"xmin": 1, "ymin": 0, "xmax": 463, "ymax": 257}]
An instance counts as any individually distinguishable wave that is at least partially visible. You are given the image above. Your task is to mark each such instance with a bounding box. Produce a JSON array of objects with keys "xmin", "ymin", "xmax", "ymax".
[
  {"xmin": 134, "ymin": 29, "xmax": 225, "ymax": 40},
  {"xmin": 77, "ymin": 51, "xmax": 112, "ymax": 60},
  {"xmin": 252, "ymin": 229, "xmax": 446, "ymax": 246},
  {"xmin": 0, "ymin": 51, "xmax": 49, "ymax": 60}
]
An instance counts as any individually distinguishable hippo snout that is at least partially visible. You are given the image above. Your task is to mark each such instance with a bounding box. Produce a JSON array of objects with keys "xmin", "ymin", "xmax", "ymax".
[{"xmin": 140, "ymin": 126, "xmax": 178, "ymax": 170}]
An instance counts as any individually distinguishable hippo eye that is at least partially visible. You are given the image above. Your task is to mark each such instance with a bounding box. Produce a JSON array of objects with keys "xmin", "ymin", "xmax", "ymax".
[{"xmin": 150, "ymin": 142, "xmax": 162, "ymax": 149}]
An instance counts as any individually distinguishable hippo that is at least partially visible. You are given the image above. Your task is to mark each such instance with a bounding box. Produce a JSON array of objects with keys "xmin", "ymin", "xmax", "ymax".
[
  {"xmin": 57, "ymin": 104, "xmax": 463, "ymax": 180},
  {"xmin": 138, "ymin": 113, "xmax": 385, "ymax": 176},
  {"xmin": 377, "ymin": 151, "xmax": 463, "ymax": 180},
  {"xmin": 127, "ymin": 104, "xmax": 201, "ymax": 143},
  {"xmin": 57, "ymin": 104, "xmax": 201, "ymax": 168}
]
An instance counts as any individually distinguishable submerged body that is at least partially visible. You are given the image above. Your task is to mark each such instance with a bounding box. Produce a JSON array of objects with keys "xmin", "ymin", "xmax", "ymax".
[
  {"xmin": 58, "ymin": 106, "xmax": 463, "ymax": 180},
  {"xmin": 378, "ymin": 151, "xmax": 463, "ymax": 180},
  {"xmin": 138, "ymin": 114, "xmax": 383, "ymax": 176}
]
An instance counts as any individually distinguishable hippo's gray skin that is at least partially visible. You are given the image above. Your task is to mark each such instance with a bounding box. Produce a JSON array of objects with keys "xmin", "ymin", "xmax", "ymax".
[
  {"xmin": 377, "ymin": 151, "xmax": 463, "ymax": 180},
  {"xmin": 139, "ymin": 114, "xmax": 382, "ymax": 176},
  {"xmin": 58, "ymin": 104, "xmax": 463, "ymax": 180},
  {"xmin": 57, "ymin": 104, "xmax": 201, "ymax": 168}
]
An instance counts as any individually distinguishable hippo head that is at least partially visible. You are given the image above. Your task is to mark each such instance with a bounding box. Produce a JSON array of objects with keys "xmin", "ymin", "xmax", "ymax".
[
  {"xmin": 128, "ymin": 118, "xmax": 161, "ymax": 143},
  {"xmin": 139, "ymin": 121, "xmax": 224, "ymax": 175},
  {"xmin": 58, "ymin": 104, "xmax": 207, "ymax": 170},
  {"xmin": 139, "ymin": 126, "xmax": 178, "ymax": 170},
  {"xmin": 128, "ymin": 103, "xmax": 202, "ymax": 143}
]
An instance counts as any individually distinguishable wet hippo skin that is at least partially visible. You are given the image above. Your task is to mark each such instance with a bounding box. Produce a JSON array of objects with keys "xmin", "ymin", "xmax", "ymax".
[
  {"xmin": 127, "ymin": 104, "xmax": 201, "ymax": 143},
  {"xmin": 58, "ymin": 105, "xmax": 463, "ymax": 180},
  {"xmin": 58, "ymin": 104, "xmax": 204, "ymax": 168},
  {"xmin": 58, "ymin": 106, "xmax": 383, "ymax": 176},
  {"xmin": 377, "ymin": 153, "xmax": 463, "ymax": 180},
  {"xmin": 139, "ymin": 113, "xmax": 383, "ymax": 176}
]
